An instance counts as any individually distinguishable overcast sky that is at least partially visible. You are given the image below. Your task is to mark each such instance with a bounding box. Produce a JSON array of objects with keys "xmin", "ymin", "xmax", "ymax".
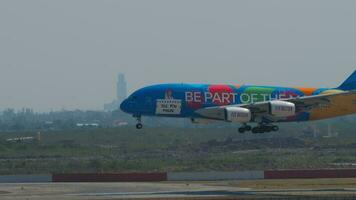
[{"xmin": 0, "ymin": 0, "xmax": 355, "ymax": 111}]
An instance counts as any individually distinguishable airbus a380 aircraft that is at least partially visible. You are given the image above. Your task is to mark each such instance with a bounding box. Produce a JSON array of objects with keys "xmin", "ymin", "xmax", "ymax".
[{"xmin": 120, "ymin": 71, "xmax": 356, "ymax": 133}]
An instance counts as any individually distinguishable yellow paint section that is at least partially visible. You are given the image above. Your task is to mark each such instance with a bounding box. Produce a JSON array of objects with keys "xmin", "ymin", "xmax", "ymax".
[
  {"xmin": 310, "ymin": 92, "xmax": 356, "ymax": 120},
  {"xmin": 319, "ymin": 89, "xmax": 344, "ymax": 95}
]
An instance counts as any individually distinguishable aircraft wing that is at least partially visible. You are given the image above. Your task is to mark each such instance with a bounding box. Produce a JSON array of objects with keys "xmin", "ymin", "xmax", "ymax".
[{"xmin": 195, "ymin": 90, "xmax": 356, "ymax": 121}]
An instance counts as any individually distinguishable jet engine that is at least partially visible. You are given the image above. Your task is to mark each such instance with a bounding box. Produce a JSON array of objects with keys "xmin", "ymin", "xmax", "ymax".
[
  {"xmin": 269, "ymin": 100, "xmax": 296, "ymax": 117},
  {"xmin": 224, "ymin": 107, "xmax": 252, "ymax": 123}
]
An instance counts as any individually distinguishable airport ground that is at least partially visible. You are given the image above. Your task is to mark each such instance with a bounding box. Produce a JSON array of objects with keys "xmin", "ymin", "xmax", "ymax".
[
  {"xmin": 0, "ymin": 123, "xmax": 356, "ymax": 174},
  {"xmin": 2, "ymin": 178, "xmax": 356, "ymax": 199},
  {"xmin": 0, "ymin": 119, "xmax": 355, "ymax": 199}
]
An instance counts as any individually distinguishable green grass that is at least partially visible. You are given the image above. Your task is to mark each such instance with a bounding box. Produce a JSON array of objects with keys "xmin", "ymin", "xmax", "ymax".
[{"xmin": 0, "ymin": 126, "xmax": 355, "ymax": 174}]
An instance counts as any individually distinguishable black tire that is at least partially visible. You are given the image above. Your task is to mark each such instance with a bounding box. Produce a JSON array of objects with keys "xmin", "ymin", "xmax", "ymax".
[
  {"xmin": 258, "ymin": 128, "xmax": 265, "ymax": 134},
  {"xmin": 238, "ymin": 127, "xmax": 245, "ymax": 133},
  {"xmin": 272, "ymin": 125, "xmax": 279, "ymax": 132},
  {"xmin": 136, "ymin": 123, "xmax": 143, "ymax": 129},
  {"xmin": 252, "ymin": 127, "xmax": 259, "ymax": 134},
  {"xmin": 245, "ymin": 126, "xmax": 252, "ymax": 131}
]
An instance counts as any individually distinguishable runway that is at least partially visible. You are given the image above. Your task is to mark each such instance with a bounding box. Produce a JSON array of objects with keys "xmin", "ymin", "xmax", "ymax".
[{"xmin": 1, "ymin": 180, "xmax": 356, "ymax": 200}]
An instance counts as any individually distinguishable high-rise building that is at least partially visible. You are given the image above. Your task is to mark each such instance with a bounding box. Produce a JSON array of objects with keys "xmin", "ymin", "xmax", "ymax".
[
  {"xmin": 117, "ymin": 73, "xmax": 127, "ymax": 103},
  {"xmin": 104, "ymin": 73, "xmax": 128, "ymax": 112}
]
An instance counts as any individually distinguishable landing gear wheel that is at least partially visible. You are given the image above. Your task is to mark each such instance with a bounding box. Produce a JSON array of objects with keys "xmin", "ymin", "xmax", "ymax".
[
  {"xmin": 238, "ymin": 127, "xmax": 245, "ymax": 133},
  {"xmin": 252, "ymin": 126, "xmax": 266, "ymax": 134},
  {"xmin": 258, "ymin": 128, "xmax": 265, "ymax": 134},
  {"xmin": 252, "ymin": 127, "xmax": 260, "ymax": 134},
  {"xmin": 272, "ymin": 125, "xmax": 279, "ymax": 132},
  {"xmin": 136, "ymin": 123, "xmax": 143, "ymax": 129},
  {"xmin": 245, "ymin": 125, "xmax": 252, "ymax": 131},
  {"xmin": 251, "ymin": 124, "xmax": 278, "ymax": 134},
  {"xmin": 134, "ymin": 115, "xmax": 143, "ymax": 129}
]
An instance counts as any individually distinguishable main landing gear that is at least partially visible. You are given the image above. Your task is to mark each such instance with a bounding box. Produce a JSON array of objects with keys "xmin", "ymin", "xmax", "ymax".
[
  {"xmin": 251, "ymin": 124, "xmax": 279, "ymax": 133},
  {"xmin": 238, "ymin": 124, "xmax": 279, "ymax": 134},
  {"xmin": 135, "ymin": 115, "xmax": 143, "ymax": 129},
  {"xmin": 238, "ymin": 124, "xmax": 252, "ymax": 133}
]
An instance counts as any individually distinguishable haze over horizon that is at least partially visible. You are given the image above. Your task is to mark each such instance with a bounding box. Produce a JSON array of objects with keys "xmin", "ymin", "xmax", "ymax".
[{"xmin": 1, "ymin": 0, "xmax": 355, "ymax": 112}]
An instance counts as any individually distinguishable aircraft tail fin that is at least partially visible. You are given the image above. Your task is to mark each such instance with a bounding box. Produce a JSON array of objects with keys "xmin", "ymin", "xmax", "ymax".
[{"xmin": 338, "ymin": 70, "xmax": 356, "ymax": 91}]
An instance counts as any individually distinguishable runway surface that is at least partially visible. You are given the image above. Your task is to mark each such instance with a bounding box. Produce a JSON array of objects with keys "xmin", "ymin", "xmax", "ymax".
[{"xmin": 1, "ymin": 180, "xmax": 356, "ymax": 199}]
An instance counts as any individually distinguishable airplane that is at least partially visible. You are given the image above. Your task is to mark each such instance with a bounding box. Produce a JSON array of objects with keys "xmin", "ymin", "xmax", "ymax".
[{"xmin": 120, "ymin": 71, "xmax": 356, "ymax": 133}]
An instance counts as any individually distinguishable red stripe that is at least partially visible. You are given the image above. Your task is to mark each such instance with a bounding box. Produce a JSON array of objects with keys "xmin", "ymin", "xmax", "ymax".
[
  {"xmin": 265, "ymin": 169, "xmax": 356, "ymax": 179},
  {"xmin": 52, "ymin": 173, "xmax": 167, "ymax": 182}
]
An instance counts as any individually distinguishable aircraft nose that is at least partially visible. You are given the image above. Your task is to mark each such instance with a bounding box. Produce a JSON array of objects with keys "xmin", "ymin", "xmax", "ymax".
[{"xmin": 120, "ymin": 99, "xmax": 129, "ymax": 113}]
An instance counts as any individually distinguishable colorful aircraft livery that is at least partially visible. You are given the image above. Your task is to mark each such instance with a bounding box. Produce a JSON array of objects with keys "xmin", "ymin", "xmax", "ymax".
[{"xmin": 120, "ymin": 71, "xmax": 356, "ymax": 133}]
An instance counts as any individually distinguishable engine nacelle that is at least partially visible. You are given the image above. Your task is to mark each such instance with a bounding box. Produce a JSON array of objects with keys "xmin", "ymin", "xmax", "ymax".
[
  {"xmin": 225, "ymin": 107, "xmax": 252, "ymax": 123},
  {"xmin": 269, "ymin": 100, "xmax": 296, "ymax": 117}
]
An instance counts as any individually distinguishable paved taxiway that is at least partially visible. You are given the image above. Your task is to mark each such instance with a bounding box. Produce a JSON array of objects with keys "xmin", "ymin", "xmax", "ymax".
[{"xmin": 1, "ymin": 180, "xmax": 356, "ymax": 200}]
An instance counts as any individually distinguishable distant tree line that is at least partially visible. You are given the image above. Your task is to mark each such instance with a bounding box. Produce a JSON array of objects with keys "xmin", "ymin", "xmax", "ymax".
[
  {"xmin": 0, "ymin": 107, "xmax": 355, "ymax": 134},
  {"xmin": 0, "ymin": 108, "xmax": 132, "ymax": 131},
  {"xmin": 0, "ymin": 108, "xmax": 195, "ymax": 131}
]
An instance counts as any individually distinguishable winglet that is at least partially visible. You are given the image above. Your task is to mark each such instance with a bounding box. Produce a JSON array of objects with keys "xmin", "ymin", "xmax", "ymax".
[{"xmin": 338, "ymin": 70, "xmax": 356, "ymax": 91}]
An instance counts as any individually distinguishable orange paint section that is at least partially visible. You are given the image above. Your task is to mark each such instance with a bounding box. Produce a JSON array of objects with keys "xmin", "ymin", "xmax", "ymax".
[
  {"xmin": 310, "ymin": 93, "xmax": 356, "ymax": 120},
  {"xmin": 294, "ymin": 87, "xmax": 317, "ymax": 96},
  {"xmin": 233, "ymin": 85, "xmax": 241, "ymax": 89}
]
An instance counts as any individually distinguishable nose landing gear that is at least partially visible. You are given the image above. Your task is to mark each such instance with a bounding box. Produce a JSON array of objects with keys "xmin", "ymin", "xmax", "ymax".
[
  {"xmin": 136, "ymin": 123, "xmax": 143, "ymax": 129},
  {"xmin": 135, "ymin": 115, "xmax": 143, "ymax": 129}
]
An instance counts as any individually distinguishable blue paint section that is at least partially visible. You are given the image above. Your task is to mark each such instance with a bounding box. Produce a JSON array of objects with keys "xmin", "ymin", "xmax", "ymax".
[{"xmin": 338, "ymin": 71, "xmax": 356, "ymax": 91}]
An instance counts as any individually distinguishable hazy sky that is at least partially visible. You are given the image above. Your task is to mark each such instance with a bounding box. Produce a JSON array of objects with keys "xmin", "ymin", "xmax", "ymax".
[{"xmin": 1, "ymin": 0, "xmax": 355, "ymax": 111}]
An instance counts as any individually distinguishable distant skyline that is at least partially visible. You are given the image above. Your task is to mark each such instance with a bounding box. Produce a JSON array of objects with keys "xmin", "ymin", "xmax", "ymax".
[
  {"xmin": 117, "ymin": 73, "xmax": 127, "ymax": 103},
  {"xmin": 0, "ymin": 0, "xmax": 355, "ymax": 111}
]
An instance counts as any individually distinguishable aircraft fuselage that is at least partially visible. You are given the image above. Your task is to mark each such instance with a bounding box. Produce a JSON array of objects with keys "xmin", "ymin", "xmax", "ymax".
[{"xmin": 120, "ymin": 83, "xmax": 355, "ymax": 122}]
